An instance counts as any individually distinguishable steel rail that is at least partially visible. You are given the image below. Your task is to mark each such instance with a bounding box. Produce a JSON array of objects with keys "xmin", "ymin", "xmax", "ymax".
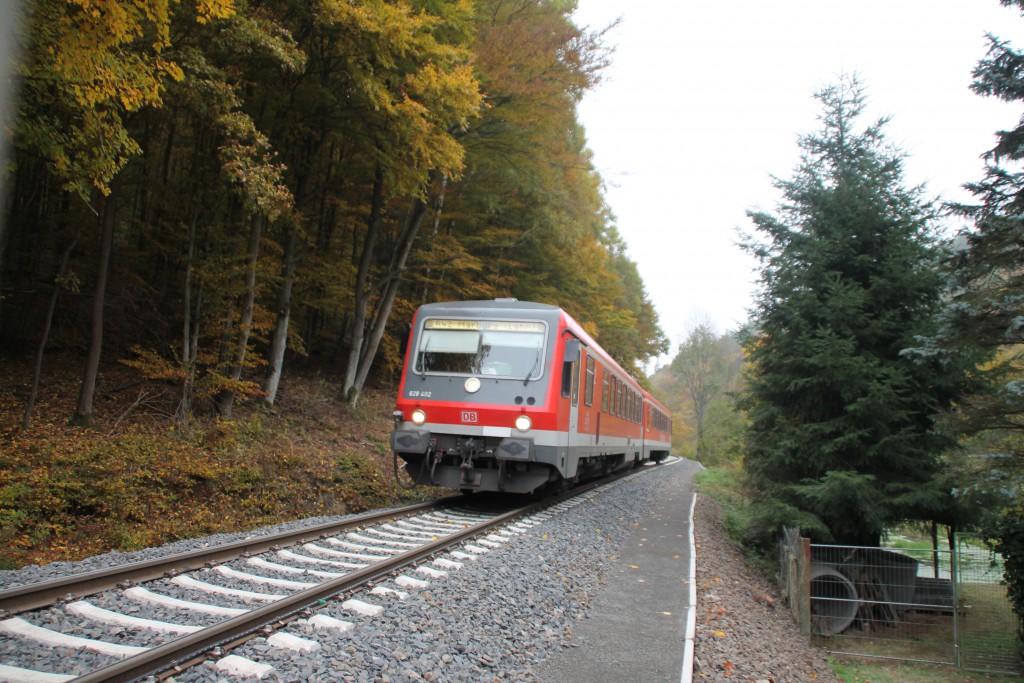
[
  {"xmin": 70, "ymin": 492, "xmax": 564, "ymax": 683},
  {"xmin": 5, "ymin": 468, "xmax": 643, "ymax": 682},
  {"xmin": 0, "ymin": 499, "xmax": 447, "ymax": 616}
]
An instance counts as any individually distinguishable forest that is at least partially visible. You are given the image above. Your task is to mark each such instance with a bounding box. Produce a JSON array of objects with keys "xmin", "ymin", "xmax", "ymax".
[
  {"xmin": 0, "ymin": 0, "xmax": 666, "ymax": 425},
  {"xmin": 0, "ymin": 0, "xmax": 668, "ymax": 566}
]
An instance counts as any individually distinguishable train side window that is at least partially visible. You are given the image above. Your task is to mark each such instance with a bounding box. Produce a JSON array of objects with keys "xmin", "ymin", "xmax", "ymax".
[{"xmin": 584, "ymin": 356, "xmax": 595, "ymax": 406}]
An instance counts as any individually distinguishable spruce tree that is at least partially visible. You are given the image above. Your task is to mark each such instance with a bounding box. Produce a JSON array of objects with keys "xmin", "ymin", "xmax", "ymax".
[
  {"xmin": 927, "ymin": 0, "xmax": 1024, "ymax": 640},
  {"xmin": 739, "ymin": 76, "xmax": 964, "ymax": 547}
]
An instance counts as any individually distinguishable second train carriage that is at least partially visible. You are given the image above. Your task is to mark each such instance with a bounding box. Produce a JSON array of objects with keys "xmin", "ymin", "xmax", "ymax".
[{"xmin": 390, "ymin": 299, "xmax": 672, "ymax": 494}]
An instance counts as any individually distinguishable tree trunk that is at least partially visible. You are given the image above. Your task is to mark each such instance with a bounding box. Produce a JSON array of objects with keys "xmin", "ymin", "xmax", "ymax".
[
  {"xmin": 347, "ymin": 194, "xmax": 430, "ymax": 406},
  {"xmin": 217, "ymin": 212, "xmax": 264, "ymax": 418},
  {"xmin": 419, "ymin": 174, "xmax": 447, "ymax": 303},
  {"xmin": 73, "ymin": 184, "xmax": 119, "ymax": 426},
  {"xmin": 263, "ymin": 225, "xmax": 298, "ymax": 405},
  {"xmin": 24, "ymin": 227, "xmax": 81, "ymax": 427},
  {"xmin": 178, "ymin": 207, "xmax": 201, "ymax": 424},
  {"xmin": 342, "ymin": 166, "xmax": 385, "ymax": 402}
]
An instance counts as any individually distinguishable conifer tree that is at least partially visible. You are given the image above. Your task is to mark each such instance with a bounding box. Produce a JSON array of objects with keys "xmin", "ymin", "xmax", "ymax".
[
  {"xmin": 925, "ymin": 0, "xmax": 1024, "ymax": 640},
  {"xmin": 739, "ymin": 76, "xmax": 965, "ymax": 547}
]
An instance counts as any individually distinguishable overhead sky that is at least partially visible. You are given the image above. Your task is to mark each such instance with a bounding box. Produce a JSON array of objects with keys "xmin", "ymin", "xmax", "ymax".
[{"xmin": 571, "ymin": 0, "xmax": 1024, "ymax": 368}]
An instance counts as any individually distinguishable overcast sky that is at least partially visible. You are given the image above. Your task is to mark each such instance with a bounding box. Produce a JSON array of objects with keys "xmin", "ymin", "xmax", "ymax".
[{"xmin": 571, "ymin": 0, "xmax": 1024, "ymax": 368}]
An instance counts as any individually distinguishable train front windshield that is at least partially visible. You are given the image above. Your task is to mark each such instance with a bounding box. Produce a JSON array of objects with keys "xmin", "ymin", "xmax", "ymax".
[{"xmin": 415, "ymin": 319, "xmax": 546, "ymax": 379}]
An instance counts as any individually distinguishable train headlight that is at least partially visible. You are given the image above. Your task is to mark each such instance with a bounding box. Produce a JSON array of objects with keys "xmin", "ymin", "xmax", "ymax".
[
  {"xmin": 411, "ymin": 409, "xmax": 427, "ymax": 426},
  {"xmin": 464, "ymin": 377, "xmax": 481, "ymax": 393},
  {"xmin": 514, "ymin": 414, "xmax": 532, "ymax": 432}
]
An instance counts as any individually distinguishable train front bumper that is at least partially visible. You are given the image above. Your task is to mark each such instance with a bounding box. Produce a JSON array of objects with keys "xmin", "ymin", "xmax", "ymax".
[{"xmin": 390, "ymin": 428, "xmax": 535, "ymax": 463}]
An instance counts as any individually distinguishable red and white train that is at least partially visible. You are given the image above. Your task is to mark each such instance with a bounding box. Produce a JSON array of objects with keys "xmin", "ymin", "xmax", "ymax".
[{"xmin": 390, "ymin": 299, "xmax": 672, "ymax": 494}]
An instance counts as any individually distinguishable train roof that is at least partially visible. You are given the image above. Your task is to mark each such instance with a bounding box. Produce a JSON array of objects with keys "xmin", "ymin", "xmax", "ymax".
[{"xmin": 416, "ymin": 299, "xmax": 560, "ymax": 314}]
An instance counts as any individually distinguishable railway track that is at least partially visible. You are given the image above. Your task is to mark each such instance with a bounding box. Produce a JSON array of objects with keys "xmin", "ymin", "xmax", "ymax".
[{"xmin": 0, "ymin": 476, "xmax": 624, "ymax": 682}]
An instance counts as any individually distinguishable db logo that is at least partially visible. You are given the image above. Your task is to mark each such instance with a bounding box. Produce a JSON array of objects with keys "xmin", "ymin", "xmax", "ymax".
[{"xmin": 461, "ymin": 411, "xmax": 478, "ymax": 423}]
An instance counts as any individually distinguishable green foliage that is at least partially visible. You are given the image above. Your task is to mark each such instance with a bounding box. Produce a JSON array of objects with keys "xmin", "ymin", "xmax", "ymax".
[
  {"xmin": 739, "ymin": 75, "xmax": 967, "ymax": 548},
  {"xmin": 669, "ymin": 319, "xmax": 743, "ymax": 463},
  {"xmin": 907, "ymin": 0, "xmax": 1024, "ymax": 644},
  {"xmin": 994, "ymin": 504, "xmax": 1024, "ymax": 655},
  {"xmin": 652, "ymin": 326, "xmax": 745, "ymax": 467},
  {"xmin": 700, "ymin": 399, "xmax": 746, "ymax": 467},
  {"xmin": 694, "ymin": 466, "xmax": 754, "ymax": 543}
]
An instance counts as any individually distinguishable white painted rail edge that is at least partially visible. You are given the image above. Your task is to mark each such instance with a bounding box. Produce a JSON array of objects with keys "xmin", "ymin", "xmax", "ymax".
[{"xmin": 681, "ymin": 492, "xmax": 698, "ymax": 683}]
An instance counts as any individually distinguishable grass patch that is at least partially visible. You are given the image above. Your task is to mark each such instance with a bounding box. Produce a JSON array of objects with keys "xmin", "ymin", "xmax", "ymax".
[
  {"xmin": 694, "ymin": 464, "xmax": 753, "ymax": 544},
  {"xmin": 831, "ymin": 657, "xmax": 1023, "ymax": 682},
  {"xmin": 960, "ymin": 582, "xmax": 1021, "ymax": 673}
]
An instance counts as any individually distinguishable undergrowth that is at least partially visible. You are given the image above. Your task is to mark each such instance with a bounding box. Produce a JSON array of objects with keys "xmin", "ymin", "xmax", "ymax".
[
  {"xmin": 0, "ymin": 355, "xmax": 432, "ymax": 569},
  {"xmin": 694, "ymin": 464, "xmax": 754, "ymax": 543}
]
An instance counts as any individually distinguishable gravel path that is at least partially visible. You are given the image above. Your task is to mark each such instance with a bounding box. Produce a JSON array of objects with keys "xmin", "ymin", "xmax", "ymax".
[{"xmin": 693, "ymin": 495, "xmax": 842, "ymax": 683}]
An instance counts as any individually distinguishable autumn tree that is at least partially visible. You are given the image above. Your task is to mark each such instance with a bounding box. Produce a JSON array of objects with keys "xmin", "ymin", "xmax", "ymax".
[
  {"xmin": 671, "ymin": 315, "xmax": 740, "ymax": 462},
  {"xmin": 739, "ymin": 76, "xmax": 967, "ymax": 547},
  {"xmin": 0, "ymin": 0, "xmax": 667, "ymax": 433},
  {"xmin": 400, "ymin": 0, "xmax": 665, "ymax": 372},
  {"xmin": 8, "ymin": 0, "xmax": 239, "ymax": 425},
  {"xmin": 13, "ymin": 0, "xmax": 235, "ymax": 200}
]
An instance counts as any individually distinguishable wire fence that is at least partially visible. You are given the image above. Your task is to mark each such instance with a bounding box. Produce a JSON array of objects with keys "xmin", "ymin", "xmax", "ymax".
[
  {"xmin": 955, "ymin": 533, "xmax": 1019, "ymax": 674},
  {"xmin": 778, "ymin": 529, "xmax": 1022, "ymax": 675}
]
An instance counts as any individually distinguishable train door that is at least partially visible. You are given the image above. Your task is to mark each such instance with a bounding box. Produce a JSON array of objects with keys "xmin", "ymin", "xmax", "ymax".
[{"xmin": 561, "ymin": 339, "xmax": 581, "ymax": 444}]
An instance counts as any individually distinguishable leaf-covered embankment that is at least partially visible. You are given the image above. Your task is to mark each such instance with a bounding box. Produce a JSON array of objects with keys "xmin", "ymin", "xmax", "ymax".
[{"xmin": 0, "ymin": 356, "xmax": 418, "ymax": 569}]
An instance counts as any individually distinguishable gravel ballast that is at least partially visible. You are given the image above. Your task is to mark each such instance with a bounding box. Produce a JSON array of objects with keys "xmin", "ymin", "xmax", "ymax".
[
  {"xmin": 693, "ymin": 494, "xmax": 842, "ymax": 683},
  {"xmin": 1, "ymin": 463, "xmax": 843, "ymax": 682}
]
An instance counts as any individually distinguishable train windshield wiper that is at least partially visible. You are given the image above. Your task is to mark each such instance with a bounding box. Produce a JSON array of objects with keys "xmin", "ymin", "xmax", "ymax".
[
  {"xmin": 419, "ymin": 336, "xmax": 430, "ymax": 380},
  {"xmin": 522, "ymin": 345, "xmax": 541, "ymax": 385}
]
